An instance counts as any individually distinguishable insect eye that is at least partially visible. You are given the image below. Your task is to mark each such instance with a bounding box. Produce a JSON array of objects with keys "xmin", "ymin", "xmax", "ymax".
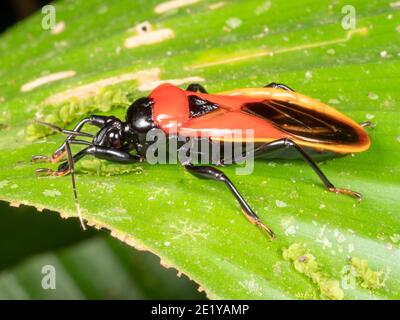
[
  {"xmin": 107, "ymin": 130, "xmax": 122, "ymax": 147},
  {"xmin": 109, "ymin": 131, "xmax": 117, "ymax": 139}
]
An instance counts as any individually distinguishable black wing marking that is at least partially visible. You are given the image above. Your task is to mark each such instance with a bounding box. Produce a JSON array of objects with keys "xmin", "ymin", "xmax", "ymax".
[
  {"xmin": 242, "ymin": 100, "xmax": 359, "ymax": 144},
  {"xmin": 188, "ymin": 95, "xmax": 219, "ymax": 118}
]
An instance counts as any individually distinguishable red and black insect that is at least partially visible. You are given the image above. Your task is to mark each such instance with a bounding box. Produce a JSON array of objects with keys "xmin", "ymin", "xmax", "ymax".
[{"xmin": 32, "ymin": 82, "xmax": 371, "ymax": 239}]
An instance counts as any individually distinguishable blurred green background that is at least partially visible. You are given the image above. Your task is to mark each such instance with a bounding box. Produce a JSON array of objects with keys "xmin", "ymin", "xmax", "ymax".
[{"xmin": 0, "ymin": 201, "xmax": 205, "ymax": 299}]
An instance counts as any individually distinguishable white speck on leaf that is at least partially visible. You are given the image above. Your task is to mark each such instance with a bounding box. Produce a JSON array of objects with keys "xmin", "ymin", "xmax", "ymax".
[
  {"xmin": 154, "ymin": 0, "xmax": 200, "ymax": 14},
  {"xmin": 368, "ymin": 92, "xmax": 379, "ymax": 100},
  {"xmin": 239, "ymin": 278, "xmax": 263, "ymax": 297},
  {"xmin": 275, "ymin": 200, "xmax": 288, "ymax": 208},
  {"xmin": 390, "ymin": 1, "xmax": 400, "ymax": 9},
  {"xmin": 99, "ymin": 182, "xmax": 115, "ymax": 193},
  {"xmin": 285, "ymin": 225, "xmax": 297, "ymax": 236},
  {"xmin": 315, "ymin": 224, "xmax": 333, "ymax": 249},
  {"xmin": 149, "ymin": 187, "xmax": 171, "ymax": 198},
  {"xmin": 328, "ymin": 98, "xmax": 340, "ymax": 105},
  {"xmin": 281, "ymin": 218, "xmax": 297, "ymax": 236},
  {"xmin": 124, "ymin": 27, "xmax": 175, "ymax": 49},
  {"xmin": 334, "ymin": 229, "xmax": 347, "ymax": 243},
  {"xmin": 169, "ymin": 220, "xmax": 208, "ymax": 240},
  {"xmin": 208, "ymin": 2, "xmax": 226, "ymax": 10},
  {"xmin": 113, "ymin": 207, "xmax": 127, "ymax": 215},
  {"xmin": 327, "ymin": 48, "xmax": 335, "ymax": 55},
  {"xmin": 164, "ymin": 241, "xmax": 171, "ymax": 247},
  {"xmin": 45, "ymin": 68, "xmax": 160, "ymax": 104},
  {"xmin": 289, "ymin": 190, "xmax": 298, "ymax": 199},
  {"xmin": 366, "ymin": 113, "xmax": 375, "ymax": 120},
  {"xmin": 380, "ymin": 50, "xmax": 388, "ymax": 58},
  {"xmin": 226, "ymin": 17, "xmax": 242, "ymax": 29},
  {"xmin": 390, "ymin": 234, "xmax": 400, "ymax": 243},
  {"xmin": 97, "ymin": 5, "xmax": 108, "ymax": 14},
  {"xmin": 43, "ymin": 189, "xmax": 61, "ymax": 197},
  {"xmin": 316, "ymin": 237, "xmax": 332, "ymax": 249},
  {"xmin": 21, "ymin": 71, "xmax": 76, "ymax": 92},
  {"xmin": 51, "ymin": 21, "xmax": 65, "ymax": 35},
  {"xmin": 305, "ymin": 71, "xmax": 313, "ymax": 79},
  {"xmin": 255, "ymin": 1, "xmax": 271, "ymax": 15},
  {"xmin": 0, "ymin": 180, "xmax": 9, "ymax": 189}
]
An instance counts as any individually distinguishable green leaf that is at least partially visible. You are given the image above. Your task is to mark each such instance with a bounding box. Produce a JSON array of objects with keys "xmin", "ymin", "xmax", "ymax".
[{"xmin": 0, "ymin": 0, "xmax": 399, "ymax": 299}]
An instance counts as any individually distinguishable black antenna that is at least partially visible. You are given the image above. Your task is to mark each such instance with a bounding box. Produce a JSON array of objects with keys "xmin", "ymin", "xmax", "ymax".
[
  {"xmin": 35, "ymin": 120, "xmax": 94, "ymax": 138},
  {"xmin": 64, "ymin": 137, "xmax": 86, "ymax": 230}
]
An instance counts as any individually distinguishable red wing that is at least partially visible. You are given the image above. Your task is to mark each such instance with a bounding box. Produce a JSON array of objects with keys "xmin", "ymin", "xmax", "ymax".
[
  {"xmin": 179, "ymin": 107, "xmax": 289, "ymax": 142},
  {"xmin": 180, "ymin": 89, "xmax": 370, "ymax": 153}
]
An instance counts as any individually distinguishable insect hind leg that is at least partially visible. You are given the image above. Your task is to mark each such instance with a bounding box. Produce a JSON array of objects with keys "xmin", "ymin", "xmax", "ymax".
[
  {"xmin": 264, "ymin": 82, "xmax": 295, "ymax": 92},
  {"xmin": 186, "ymin": 83, "xmax": 208, "ymax": 93},
  {"xmin": 184, "ymin": 163, "xmax": 276, "ymax": 239},
  {"xmin": 224, "ymin": 138, "xmax": 362, "ymax": 201}
]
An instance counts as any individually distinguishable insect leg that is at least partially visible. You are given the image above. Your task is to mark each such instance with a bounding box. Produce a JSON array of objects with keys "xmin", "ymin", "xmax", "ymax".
[
  {"xmin": 35, "ymin": 143, "xmax": 140, "ymax": 230},
  {"xmin": 186, "ymin": 83, "xmax": 208, "ymax": 94},
  {"xmin": 360, "ymin": 120, "xmax": 375, "ymax": 128},
  {"xmin": 36, "ymin": 145, "xmax": 141, "ymax": 177},
  {"xmin": 32, "ymin": 116, "xmax": 116, "ymax": 164},
  {"xmin": 35, "ymin": 140, "xmax": 92, "ymax": 176},
  {"xmin": 184, "ymin": 163, "xmax": 276, "ymax": 239},
  {"xmin": 264, "ymin": 82, "xmax": 295, "ymax": 92},
  {"xmin": 226, "ymin": 138, "xmax": 362, "ymax": 200}
]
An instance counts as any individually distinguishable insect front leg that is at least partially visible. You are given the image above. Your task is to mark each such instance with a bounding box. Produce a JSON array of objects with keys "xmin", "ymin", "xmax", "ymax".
[
  {"xmin": 32, "ymin": 115, "xmax": 116, "ymax": 164},
  {"xmin": 184, "ymin": 163, "xmax": 276, "ymax": 239},
  {"xmin": 36, "ymin": 144, "xmax": 141, "ymax": 176},
  {"xmin": 186, "ymin": 83, "xmax": 208, "ymax": 94},
  {"xmin": 35, "ymin": 140, "xmax": 91, "ymax": 176},
  {"xmin": 264, "ymin": 82, "xmax": 295, "ymax": 92},
  {"xmin": 225, "ymin": 138, "xmax": 362, "ymax": 200}
]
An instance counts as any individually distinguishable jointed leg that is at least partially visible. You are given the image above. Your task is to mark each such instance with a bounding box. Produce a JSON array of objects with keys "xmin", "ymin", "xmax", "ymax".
[
  {"xmin": 36, "ymin": 144, "xmax": 141, "ymax": 177},
  {"xmin": 35, "ymin": 140, "xmax": 140, "ymax": 230},
  {"xmin": 265, "ymin": 82, "xmax": 295, "ymax": 92},
  {"xmin": 32, "ymin": 115, "xmax": 116, "ymax": 164},
  {"xmin": 224, "ymin": 138, "xmax": 361, "ymax": 200},
  {"xmin": 360, "ymin": 120, "xmax": 375, "ymax": 128},
  {"xmin": 186, "ymin": 83, "xmax": 208, "ymax": 94},
  {"xmin": 184, "ymin": 164, "xmax": 276, "ymax": 239}
]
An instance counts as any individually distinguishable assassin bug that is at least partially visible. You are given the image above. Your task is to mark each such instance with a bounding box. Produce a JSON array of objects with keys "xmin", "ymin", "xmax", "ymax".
[{"xmin": 32, "ymin": 82, "xmax": 371, "ymax": 239}]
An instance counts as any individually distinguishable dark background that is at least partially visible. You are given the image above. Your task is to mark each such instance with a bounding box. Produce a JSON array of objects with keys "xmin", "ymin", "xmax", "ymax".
[{"xmin": 1, "ymin": 0, "xmax": 51, "ymax": 33}]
